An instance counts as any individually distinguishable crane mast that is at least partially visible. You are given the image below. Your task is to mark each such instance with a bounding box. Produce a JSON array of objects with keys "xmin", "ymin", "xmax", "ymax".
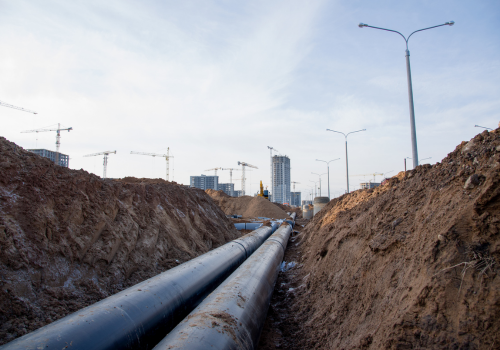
[
  {"xmin": 84, "ymin": 151, "xmax": 116, "ymax": 179},
  {"xmin": 130, "ymin": 149, "xmax": 173, "ymax": 181},
  {"xmin": 237, "ymin": 161, "xmax": 258, "ymax": 196},
  {"xmin": 220, "ymin": 168, "xmax": 240, "ymax": 196},
  {"xmin": 291, "ymin": 181, "xmax": 300, "ymax": 206},
  {"xmin": 21, "ymin": 123, "xmax": 73, "ymax": 166}
]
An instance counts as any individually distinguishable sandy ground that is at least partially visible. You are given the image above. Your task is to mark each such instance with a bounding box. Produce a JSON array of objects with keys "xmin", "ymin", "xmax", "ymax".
[
  {"xmin": 206, "ymin": 189, "xmax": 290, "ymax": 219},
  {"xmin": 0, "ymin": 137, "xmax": 239, "ymax": 345},
  {"xmin": 257, "ymin": 130, "xmax": 500, "ymax": 349}
]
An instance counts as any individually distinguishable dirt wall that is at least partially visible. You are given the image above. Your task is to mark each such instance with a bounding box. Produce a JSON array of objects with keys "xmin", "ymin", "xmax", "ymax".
[
  {"xmin": 0, "ymin": 137, "xmax": 239, "ymax": 345},
  {"xmin": 279, "ymin": 130, "xmax": 500, "ymax": 349}
]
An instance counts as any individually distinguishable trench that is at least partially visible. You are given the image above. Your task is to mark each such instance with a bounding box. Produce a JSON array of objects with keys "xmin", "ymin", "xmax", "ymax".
[{"xmin": 0, "ymin": 214, "xmax": 296, "ymax": 350}]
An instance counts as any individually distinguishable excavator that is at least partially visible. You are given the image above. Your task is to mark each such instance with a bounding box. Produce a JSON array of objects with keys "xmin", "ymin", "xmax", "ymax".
[{"xmin": 257, "ymin": 181, "xmax": 269, "ymax": 200}]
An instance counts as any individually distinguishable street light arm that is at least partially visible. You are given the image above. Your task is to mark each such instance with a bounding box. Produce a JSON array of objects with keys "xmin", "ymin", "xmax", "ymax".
[
  {"xmin": 346, "ymin": 129, "xmax": 366, "ymax": 138},
  {"xmin": 407, "ymin": 23, "xmax": 453, "ymax": 43},
  {"xmin": 326, "ymin": 129, "xmax": 346, "ymax": 137},
  {"xmin": 361, "ymin": 24, "xmax": 407, "ymax": 43}
]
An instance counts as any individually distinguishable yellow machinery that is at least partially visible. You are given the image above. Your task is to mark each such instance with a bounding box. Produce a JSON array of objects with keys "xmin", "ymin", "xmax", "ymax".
[{"xmin": 257, "ymin": 181, "xmax": 269, "ymax": 200}]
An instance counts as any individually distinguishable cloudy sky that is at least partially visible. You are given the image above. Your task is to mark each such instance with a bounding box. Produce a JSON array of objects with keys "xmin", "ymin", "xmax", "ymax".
[{"xmin": 1, "ymin": 0, "xmax": 499, "ymax": 200}]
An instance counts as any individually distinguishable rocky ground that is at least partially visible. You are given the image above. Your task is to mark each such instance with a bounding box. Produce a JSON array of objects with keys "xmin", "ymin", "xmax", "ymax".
[
  {"xmin": 0, "ymin": 137, "xmax": 239, "ymax": 345},
  {"xmin": 258, "ymin": 129, "xmax": 500, "ymax": 349}
]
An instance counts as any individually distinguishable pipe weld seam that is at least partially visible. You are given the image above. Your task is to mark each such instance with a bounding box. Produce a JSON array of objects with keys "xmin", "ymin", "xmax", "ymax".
[
  {"xmin": 232, "ymin": 241, "xmax": 249, "ymax": 259},
  {"xmin": 266, "ymin": 238, "xmax": 286, "ymax": 253}
]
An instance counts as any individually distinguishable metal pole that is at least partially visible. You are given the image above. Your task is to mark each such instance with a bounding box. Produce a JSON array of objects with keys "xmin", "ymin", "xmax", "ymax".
[
  {"xmin": 327, "ymin": 165, "xmax": 330, "ymax": 199},
  {"xmin": 406, "ymin": 50, "xmax": 419, "ymax": 168},
  {"xmin": 345, "ymin": 138, "xmax": 349, "ymax": 193}
]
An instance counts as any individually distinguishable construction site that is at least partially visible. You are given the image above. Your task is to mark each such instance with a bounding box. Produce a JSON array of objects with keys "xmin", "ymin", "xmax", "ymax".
[
  {"xmin": 1, "ymin": 2, "xmax": 499, "ymax": 349},
  {"xmin": 0, "ymin": 125, "xmax": 499, "ymax": 349}
]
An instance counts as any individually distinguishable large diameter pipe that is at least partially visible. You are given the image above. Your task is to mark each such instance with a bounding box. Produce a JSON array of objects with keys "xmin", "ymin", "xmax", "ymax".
[
  {"xmin": 154, "ymin": 224, "xmax": 292, "ymax": 350},
  {"xmin": 1, "ymin": 226, "xmax": 276, "ymax": 350}
]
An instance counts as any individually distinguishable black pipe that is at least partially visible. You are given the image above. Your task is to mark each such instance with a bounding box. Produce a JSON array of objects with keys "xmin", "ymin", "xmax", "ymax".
[
  {"xmin": 153, "ymin": 224, "xmax": 292, "ymax": 350},
  {"xmin": 0, "ymin": 226, "xmax": 276, "ymax": 350}
]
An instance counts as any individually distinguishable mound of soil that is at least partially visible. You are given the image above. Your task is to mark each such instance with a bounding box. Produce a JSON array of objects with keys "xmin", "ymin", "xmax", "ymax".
[
  {"xmin": 259, "ymin": 130, "xmax": 500, "ymax": 349},
  {"xmin": 0, "ymin": 137, "xmax": 239, "ymax": 345},
  {"xmin": 273, "ymin": 202, "xmax": 302, "ymax": 218},
  {"xmin": 206, "ymin": 190, "xmax": 290, "ymax": 219}
]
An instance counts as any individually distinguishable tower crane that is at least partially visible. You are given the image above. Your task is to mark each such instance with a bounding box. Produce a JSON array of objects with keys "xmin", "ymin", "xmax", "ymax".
[
  {"xmin": 291, "ymin": 181, "xmax": 300, "ymax": 206},
  {"xmin": 21, "ymin": 123, "xmax": 73, "ymax": 166},
  {"xmin": 0, "ymin": 100, "xmax": 37, "ymax": 114},
  {"xmin": 220, "ymin": 168, "xmax": 240, "ymax": 196},
  {"xmin": 237, "ymin": 161, "xmax": 258, "ymax": 196},
  {"xmin": 84, "ymin": 151, "xmax": 116, "ymax": 179},
  {"xmin": 205, "ymin": 167, "xmax": 222, "ymax": 176},
  {"xmin": 130, "ymin": 149, "xmax": 173, "ymax": 181}
]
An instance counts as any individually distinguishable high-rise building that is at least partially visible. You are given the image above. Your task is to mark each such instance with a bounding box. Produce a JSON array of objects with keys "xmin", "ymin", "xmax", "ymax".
[
  {"xmin": 190, "ymin": 175, "xmax": 218, "ymax": 190},
  {"xmin": 218, "ymin": 183, "xmax": 234, "ymax": 196},
  {"xmin": 291, "ymin": 192, "xmax": 301, "ymax": 207},
  {"xmin": 272, "ymin": 155, "xmax": 290, "ymax": 204},
  {"xmin": 28, "ymin": 149, "xmax": 69, "ymax": 167}
]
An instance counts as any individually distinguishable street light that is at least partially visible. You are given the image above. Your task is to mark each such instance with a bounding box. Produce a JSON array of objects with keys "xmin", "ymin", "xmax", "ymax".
[
  {"xmin": 309, "ymin": 180, "xmax": 318, "ymax": 198},
  {"xmin": 311, "ymin": 172, "xmax": 327, "ymax": 197},
  {"xmin": 475, "ymin": 125, "xmax": 493, "ymax": 131},
  {"xmin": 316, "ymin": 158, "xmax": 340, "ymax": 199},
  {"xmin": 359, "ymin": 21, "xmax": 455, "ymax": 169},
  {"xmin": 326, "ymin": 129, "xmax": 366, "ymax": 194}
]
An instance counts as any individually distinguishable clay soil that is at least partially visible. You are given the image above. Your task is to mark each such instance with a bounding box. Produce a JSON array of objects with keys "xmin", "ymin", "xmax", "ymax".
[
  {"xmin": 0, "ymin": 137, "xmax": 239, "ymax": 345},
  {"xmin": 206, "ymin": 189, "xmax": 290, "ymax": 219},
  {"xmin": 258, "ymin": 130, "xmax": 500, "ymax": 349}
]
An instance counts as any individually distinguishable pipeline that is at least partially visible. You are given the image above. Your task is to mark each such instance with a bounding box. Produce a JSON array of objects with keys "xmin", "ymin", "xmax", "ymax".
[
  {"xmin": 153, "ymin": 224, "xmax": 292, "ymax": 350},
  {"xmin": 1, "ymin": 225, "xmax": 277, "ymax": 350},
  {"xmin": 285, "ymin": 212, "xmax": 297, "ymax": 227}
]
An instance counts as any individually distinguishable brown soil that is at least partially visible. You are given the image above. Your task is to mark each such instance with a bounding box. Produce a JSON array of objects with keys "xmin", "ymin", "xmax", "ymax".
[
  {"xmin": 273, "ymin": 203, "xmax": 303, "ymax": 218},
  {"xmin": 206, "ymin": 189, "xmax": 290, "ymax": 219},
  {"xmin": 0, "ymin": 137, "xmax": 239, "ymax": 345},
  {"xmin": 258, "ymin": 130, "xmax": 500, "ymax": 349}
]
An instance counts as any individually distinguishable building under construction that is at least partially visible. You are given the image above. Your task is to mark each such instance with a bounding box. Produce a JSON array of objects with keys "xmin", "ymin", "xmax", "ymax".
[
  {"xmin": 190, "ymin": 175, "xmax": 218, "ymax": 190},
  {"xmin": 291, "ymin": 191, "xmax": 301, "ymax": 207},
  {"xmin": 218, "ymin": 183, "xmax": 234, "ymax": 196},
  {"xmin": 28, "ymin": 149, "xmax": 69, "ymax": 167},
  {"xmin": 272, "ymin": 155, "xmax": 291, "ymax": 205}
]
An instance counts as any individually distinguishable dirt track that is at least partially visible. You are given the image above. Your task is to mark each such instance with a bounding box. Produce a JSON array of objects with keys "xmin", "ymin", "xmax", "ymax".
[
  {"xmin": 0, "ymin": 137, "xmax": 239, "ymax": 345},
  {"xmin": 258, "ymin": 130, "xmax": 500, "ymax": 349}
]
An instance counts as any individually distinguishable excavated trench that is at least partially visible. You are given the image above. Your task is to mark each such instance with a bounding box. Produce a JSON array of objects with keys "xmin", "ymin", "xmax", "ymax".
[{"xmin": 2, "ymin": 129, "xmax": 500, "ymax": 350}]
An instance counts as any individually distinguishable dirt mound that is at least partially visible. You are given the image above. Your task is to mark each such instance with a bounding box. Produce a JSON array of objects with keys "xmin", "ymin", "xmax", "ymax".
[
  {"xmin": 0, "ymin": 137, "xmax": 239, "ymax": 345},
  {"xmin": 273, "ymin": 202, "xmax": 302, "ymax": 218},
  {"xmin": 205, "ymin": 190, "xmax": 289, "ymax": 219},
  {"xmin": 260, "ymin": 130, "xmax": 500, "ymax": 349},
  {"xmin": 205, "ymin": 188, "xmax": 231, "ymax": 199}
]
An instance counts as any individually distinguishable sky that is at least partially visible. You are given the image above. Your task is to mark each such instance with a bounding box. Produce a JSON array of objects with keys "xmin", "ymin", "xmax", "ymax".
[{"xmin": 1, "ymin": 0, "xmax": 499, "ymax": 201}]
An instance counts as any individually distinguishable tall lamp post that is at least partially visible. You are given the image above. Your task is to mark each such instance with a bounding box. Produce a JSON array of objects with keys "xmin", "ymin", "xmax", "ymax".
[
  {"xmin": 309, "ymin": 180, "xmax": 318, "ymax": 198},
  {"xmin": 311, "ymin": 172, "xmax": 327, "ymax": 197},
  {"xmin": 316, "ymin": 158, "xmax": 340, "ymax": 199},
  {"xmin": 359, "ymin": 21, "xmax": 454, "ymax": 169},
  {"xmin": 327, "ymin": 129, "xmax": 366, "ymax": 194}
]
